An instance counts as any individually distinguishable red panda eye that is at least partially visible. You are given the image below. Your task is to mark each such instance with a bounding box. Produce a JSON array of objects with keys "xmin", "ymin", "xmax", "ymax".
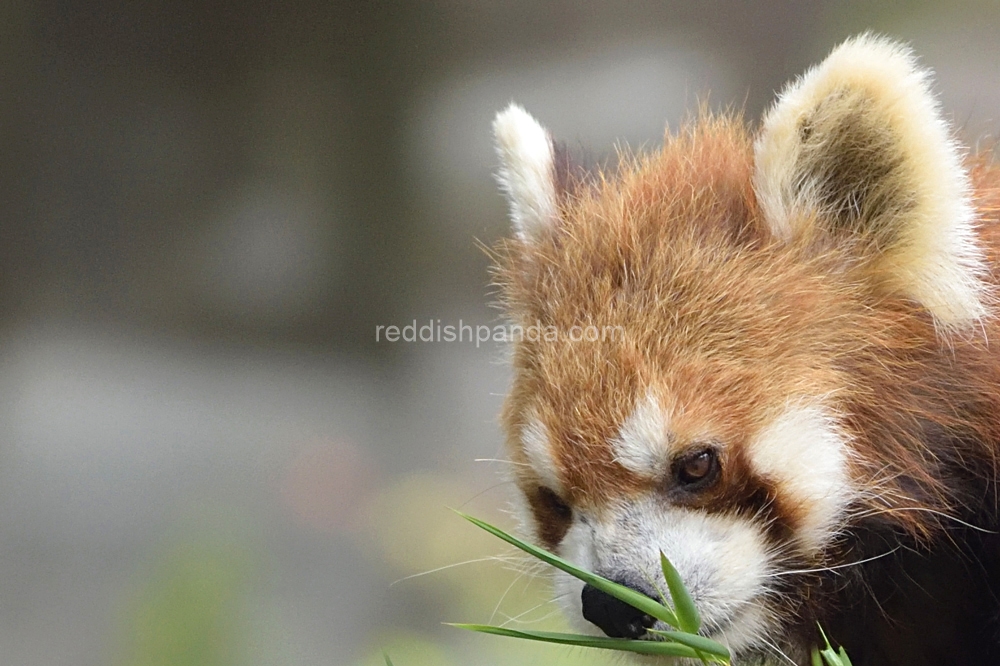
[
  {"xmin": 674, "ymin": 449, "xmax": 719, "ymax": 487},
  {"xmin": 537, "ymin": 486, "xmax": 572, "ymax": 521}
]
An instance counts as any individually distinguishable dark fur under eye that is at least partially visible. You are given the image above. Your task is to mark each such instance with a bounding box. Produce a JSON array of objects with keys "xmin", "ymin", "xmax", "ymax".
[
  {"xmin": 529, "ymin": 485, "xmax": 574, "ymax": 549},
  {"xmin": 537, "ymin": 486, "xmax": 572, "ymax": 521},
  {"xmin": 674, "ymin": 448, "xmax": 720, "ymax": 488}
]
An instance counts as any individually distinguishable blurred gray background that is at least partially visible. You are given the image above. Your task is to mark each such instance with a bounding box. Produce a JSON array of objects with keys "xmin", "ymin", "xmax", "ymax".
[{"xmin": 1, "ymin": 1, "xmax": 999, "ymax": 664}]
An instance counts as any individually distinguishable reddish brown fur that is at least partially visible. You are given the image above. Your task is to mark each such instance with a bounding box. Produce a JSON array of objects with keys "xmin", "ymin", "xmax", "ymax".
[{"xmin": 495, "ymin": 113, "xmax": 1000, "ymax": 548}]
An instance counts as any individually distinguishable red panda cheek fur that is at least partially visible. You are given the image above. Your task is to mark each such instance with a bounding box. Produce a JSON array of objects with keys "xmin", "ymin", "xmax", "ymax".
[{"xmin": 491, "ymin": 34, "xmax": 1000, "ymax": 665}]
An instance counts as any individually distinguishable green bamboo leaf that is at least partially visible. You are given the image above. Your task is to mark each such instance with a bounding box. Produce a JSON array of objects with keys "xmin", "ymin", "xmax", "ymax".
[
  {"xmin": 646, "ymin": 629, "xmax": 730, "ymax": 658},
  {"xmin": 456, "ymin": 511, "xmax": 679, "ymax": 628},
  {"xmin": 816, "ymin": 624, "xmax": 844, "ymax": 666},
  {"xmin": 660, "ymin": 550, "xmax": 700, "ymax": 633},
  {"xmin": 838, "ymin": 646, "xmax": 853, "ymax": 666},
  {"xmin": 811, "ymin": 646, "xmax": 823, "ymax": 666},
  {"xmin": 449, "ymin": 624, "xmax": 729, "ymax": 660}
]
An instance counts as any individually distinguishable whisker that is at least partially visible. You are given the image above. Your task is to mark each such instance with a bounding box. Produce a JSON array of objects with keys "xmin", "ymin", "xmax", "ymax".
[
  {"xmin": 757, "ymin": 635, "xmax": 797, "ymax": 666},
  {"xmin": 765, "ymin": 546, "xmax": 901, "ymax": 579},
  {"xmin": 851, "ymin": 506, "xmax": 996, "ymax": 534},
  {"xmin": 457, "ymin": 482, "xmax": 515, "ymax": 508},
  {"xmin": 498, "ymin": 592, "xmax": 571, "ymax": 628},
  {"xmin": 389, "ymin": 556, "xmax": 519, "ymax": 587},
  {"xmin": 474, "ymin": 458, "xmax": 530, "ymax": 467},
  {"xmin": 489, "ymin": 570, "xmax": 529, "ymax": 624},
  {"xmin": 514, "ymin": 606, "xmax": 565, "ymax": 626}
]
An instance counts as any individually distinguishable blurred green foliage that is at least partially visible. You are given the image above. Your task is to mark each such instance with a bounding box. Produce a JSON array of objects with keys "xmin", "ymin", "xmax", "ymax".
[{"xmin": 117, "ymin": 541, "xmax": 253, "ymax": 666}]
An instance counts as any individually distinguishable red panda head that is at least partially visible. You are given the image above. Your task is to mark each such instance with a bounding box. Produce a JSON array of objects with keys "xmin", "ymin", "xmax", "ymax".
[{"xmin": 491, "ymin": 34, "xmax": 995, "ymax": 660}]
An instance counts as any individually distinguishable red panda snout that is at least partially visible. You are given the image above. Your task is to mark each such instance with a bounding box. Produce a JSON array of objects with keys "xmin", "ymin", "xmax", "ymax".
[{"xmin": 554, "ymin": 494, "xmax": 775, "ymax": 653}]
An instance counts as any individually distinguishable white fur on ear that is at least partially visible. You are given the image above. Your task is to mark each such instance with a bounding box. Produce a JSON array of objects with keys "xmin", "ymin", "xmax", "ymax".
[
  {"xmin": 754, "ymin": 34, "xmax": 988, "ymax": 331},
  {"xmin": 493, "ymin": 103, "xmax": 558, "ymax": 243}
]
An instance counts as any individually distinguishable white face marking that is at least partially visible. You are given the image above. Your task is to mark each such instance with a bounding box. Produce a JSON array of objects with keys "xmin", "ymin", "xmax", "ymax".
[
  {"xmin": 521, "ymin": 415, "xmax": 563, "ymax": 494},
  {"xmin": 747, "ymin": 403, "xmax": 855, "ymax": 554},
  {"xmin": 610, "ymin": 390, "xmax": 673, "ymax": 478},
  {"xmin": 492, "ymin": 103, "xmax": 557, "ymax": 243},
  {"xmin": 553, "ymin": 498, "xmax": 775, "ymax": 653}
]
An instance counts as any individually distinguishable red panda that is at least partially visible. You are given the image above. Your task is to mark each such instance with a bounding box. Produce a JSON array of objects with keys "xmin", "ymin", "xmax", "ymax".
[{"xmin": 490, "ymin": 34, "xmax": 1000, "ymax": 666}]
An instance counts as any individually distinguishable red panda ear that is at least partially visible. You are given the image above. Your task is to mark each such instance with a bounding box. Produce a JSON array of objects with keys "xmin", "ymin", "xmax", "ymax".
[
  {"xmin": 754, "ymin": 34, "xmax": 988, "ymax": 332},
  {"xmin": 493, "ymin": 103, "xmax": 560, "ymax": 244}
]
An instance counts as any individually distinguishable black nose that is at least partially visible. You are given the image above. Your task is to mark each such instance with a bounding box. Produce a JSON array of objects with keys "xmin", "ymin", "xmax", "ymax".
[{"xmin": 581, "ymin": 583, "xmax": 657, "ymax": 639}]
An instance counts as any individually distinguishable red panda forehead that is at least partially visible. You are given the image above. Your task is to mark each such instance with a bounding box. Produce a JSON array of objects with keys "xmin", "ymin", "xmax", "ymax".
[
  {"xmin": 532, "ymin": 119, "xmax": 754, "ymax": 243},
  {"xmin": 508, "ymin": 218, "xmax": 848, "ymax": 397},
  {"xmin": 497, "ymin": 117, "xmax": 776, "ymax": 328}
]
